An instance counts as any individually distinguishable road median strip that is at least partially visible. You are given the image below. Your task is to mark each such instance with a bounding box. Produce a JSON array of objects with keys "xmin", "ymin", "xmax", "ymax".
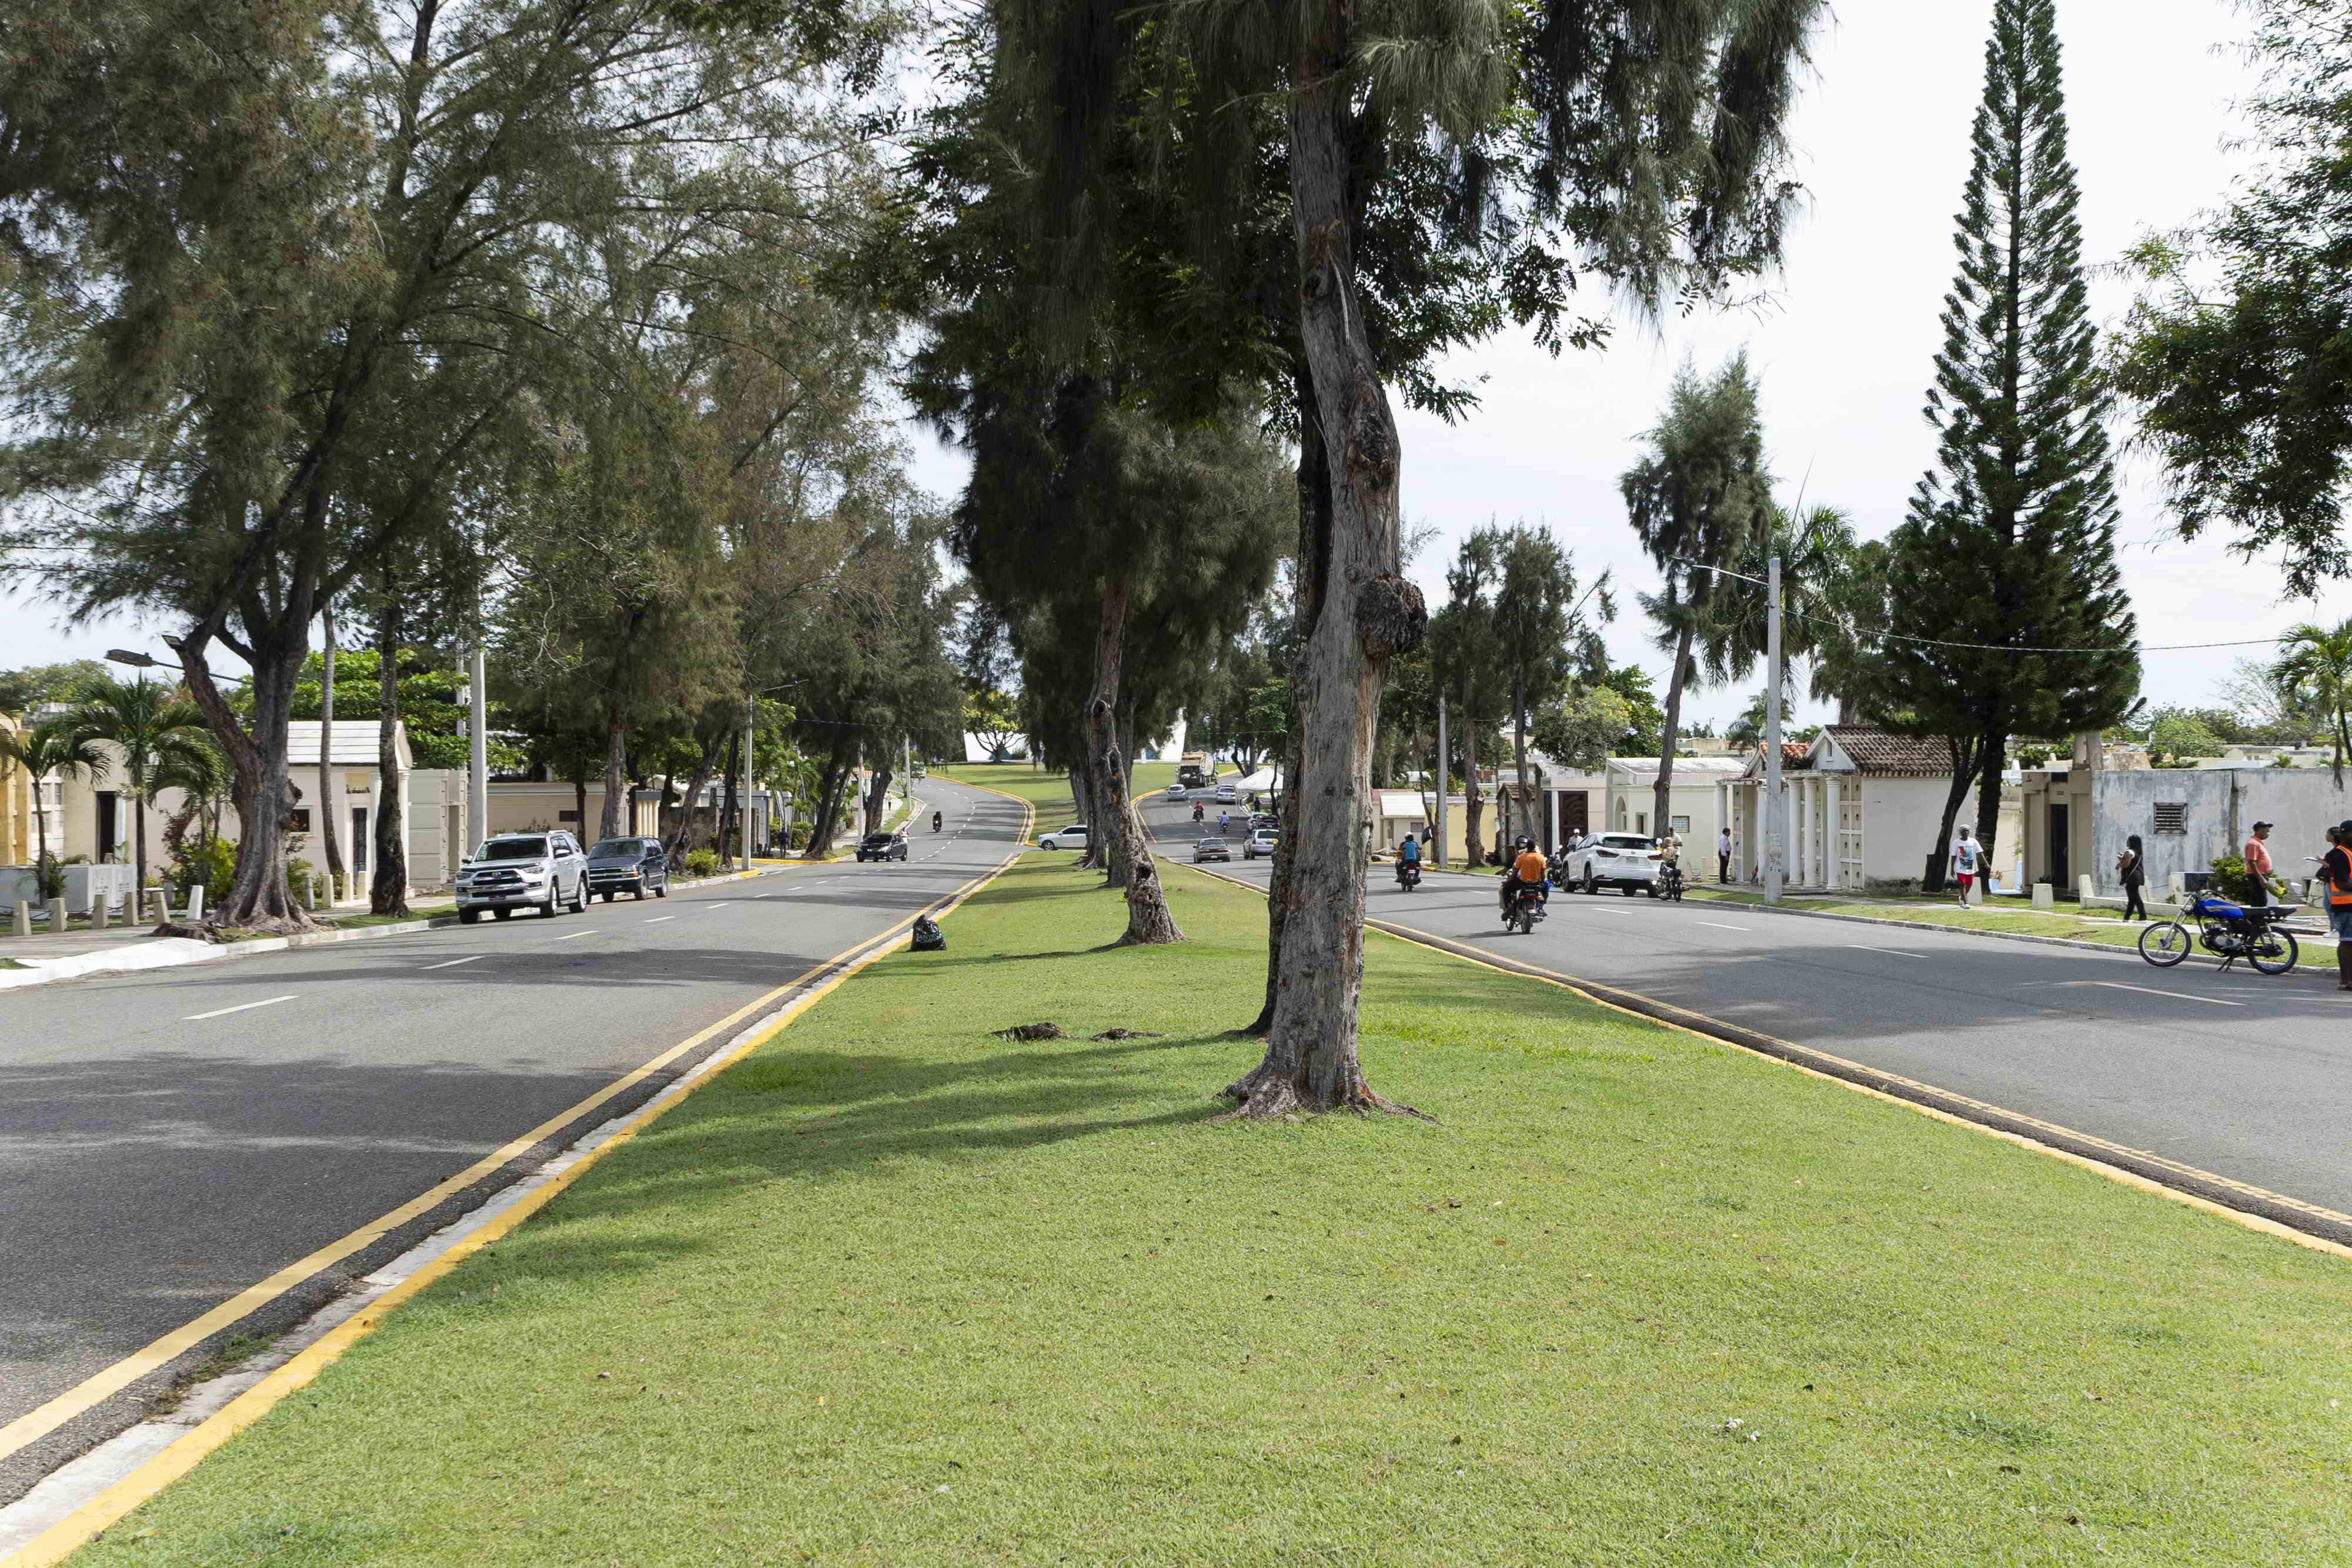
[{"xmin": 31, "ymin": 832, "xmax": 2352, "ymax": 1566}]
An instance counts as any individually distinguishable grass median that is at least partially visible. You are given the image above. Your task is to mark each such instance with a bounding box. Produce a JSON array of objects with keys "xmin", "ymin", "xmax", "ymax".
[{"xmin": 75, "ymin": 845, "xmax": 2352, "ymax": 1564}]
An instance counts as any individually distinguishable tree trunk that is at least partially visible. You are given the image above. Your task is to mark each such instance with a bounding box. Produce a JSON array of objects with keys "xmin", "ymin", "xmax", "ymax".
[
  {"xmin": 670, "ymin": 735, "xmax": 721, "ymax": 864},
  {"xmin": 1090, "ymin": 577, "xmax": 1181, "ymax": 944},
  {"xmin": 599, "ymin": 710, "xmax": 629, "ymax": 841},
  {"xmin": 1245, "ymin": 365, "xmax": 1322, "ymax": 1036},
  {"xmin": 1972, "ymin": 721, "xmax": 2006, "ymax": 877},
  {"xmin": 1512, "ymin": 669, "xmax": 1533, "ymax": 855},
  {"xmin": 1227, "ymin": 62, "xmax": 1426, "ymax": 1118},
  {"xmin": 185, "ymin": 622, "xmax": 313, "ymax": 932},
  {"xmin": 719, "ymin": 733, "xmax": 740, "ymax": 861},
  {"xmin": 370, "ymin": 599, "xmax": 408, "ymax": 916},
  {"xmin": 318, "ymin": 600, "xmax": 346, "ymax": 890},
  {"xmin": 1653, "ymin": 620, "xmax": 1695, "ymax": 837},
  {"xmin": 863, "ymin": 766, "xmax": 894, "ymax": 837},
  {"xmin": 133, "ymin": 791, "xmax": 148, "ymax": 911},
  {"xmin": 1921, "ymin": 733, "xmax": 1982, "ymax": 892}
]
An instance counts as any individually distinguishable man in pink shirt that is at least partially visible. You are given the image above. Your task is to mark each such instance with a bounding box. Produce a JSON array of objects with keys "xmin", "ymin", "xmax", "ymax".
[{"xmin": 2243, "ymin": 820, "xmax": 2276, "ymax": 907}]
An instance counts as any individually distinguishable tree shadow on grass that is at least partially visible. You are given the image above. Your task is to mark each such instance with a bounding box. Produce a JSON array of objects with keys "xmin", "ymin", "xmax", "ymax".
[{"xmin": 522, "ymin": 1037, "xmax": 1226, "ymax": 1238}]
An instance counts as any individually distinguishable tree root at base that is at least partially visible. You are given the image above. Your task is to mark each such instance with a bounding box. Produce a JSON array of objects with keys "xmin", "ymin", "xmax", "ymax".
[{"xmin": 1216, "ymin": 1062, "xmax": 1433, "ymax": 1122}]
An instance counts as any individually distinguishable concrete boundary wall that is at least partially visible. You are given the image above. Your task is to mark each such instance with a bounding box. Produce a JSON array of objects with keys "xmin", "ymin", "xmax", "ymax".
[{"xmin": 2091, "ymin": 767, "xmax": 2347, "ymax": 896}]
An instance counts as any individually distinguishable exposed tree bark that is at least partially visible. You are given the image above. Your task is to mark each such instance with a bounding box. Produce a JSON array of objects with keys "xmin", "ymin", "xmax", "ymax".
[
  {"xmin": 182, "ymin": 614, "xmax": 313, "ymax": 930},
  {"xmin": 1653, "ymin": 620, "xmax": 1695, "ymax": 837},
  {"xmin": 1972, "ymin": 720, "xmax": 2006, "ymax": 874},
  {"xmin": 1088, "ymin": 576, "xmax": 1181, "ymax": 944},
  {"xmin": 863, "ymin": 765, "xmax": 894, "ymax": 837},
  {"xmin": 719, "ymin": 732, "xmax": 740, "ymax": 861},
  {"xmin": 1246, "ymin": 394, "xmax": 1321, "ymax": 1035},
  {"xmin": 370, "ymin": 596, "xmax": 409, "ymax": 916},
  {"xmin": 318, "ymin": 598, "xmax": 347, "ymax": 892},
  {"xmin": 599, "ymin": 707, "xmax": 630, "ymax": 841},
  {"xmin": 1226, "ymin": 53, "xmax": 1426, "ymax": 1118},
  {"xmin": 1921, "ymin": 732, "xmax": 1983, "ymax": 892},
  {"xmin": 669, "ymin": 734, "xmax": 720, "ymax": 864}
]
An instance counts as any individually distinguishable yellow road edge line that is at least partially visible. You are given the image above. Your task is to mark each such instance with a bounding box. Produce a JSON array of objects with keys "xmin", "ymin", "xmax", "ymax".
[
  {"xmin": 1172, "ymin": 857, "xmax": 2352, "ymax": 1265},
  {"xmin": 6, "ymin": 787, "xmax": 1033, "ymax": 1568}
]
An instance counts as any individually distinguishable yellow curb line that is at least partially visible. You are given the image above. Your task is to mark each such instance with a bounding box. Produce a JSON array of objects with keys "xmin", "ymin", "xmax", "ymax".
[
  {"xmin": 1174, "ymin": 859, "xmax": 2352, "ymax": 1266},
  {"xmin": 5, "ymin": 788, "xmax": 1034, "ymax": 1568}
]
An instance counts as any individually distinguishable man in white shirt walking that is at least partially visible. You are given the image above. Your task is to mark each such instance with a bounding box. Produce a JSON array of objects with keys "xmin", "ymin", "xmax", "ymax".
[{"xmin": 1949, "ymin": 826, "xmax": 1986, "ymax": 907}]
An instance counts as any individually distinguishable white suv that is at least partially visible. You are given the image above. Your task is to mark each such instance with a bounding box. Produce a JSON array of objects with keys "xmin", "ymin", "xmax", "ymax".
[
  {"xmin": 1563, "ymin": 834, "xmax": 1663, "ymax": 896},
  {"xmin": 1036, "ymin": 824, "xmax": 1092, "ymax": 851},
  {"xmin": 457, "ymin": 832, "xmax": 590, "ymax": 922}
]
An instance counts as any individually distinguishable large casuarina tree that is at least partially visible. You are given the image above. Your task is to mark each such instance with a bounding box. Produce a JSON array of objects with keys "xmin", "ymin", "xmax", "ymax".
[
  {"xmin": 1032, "ymin": 0, "xmax": 1826, "ymax": 1116},
  {"xmin": 1879, "ymin": 0, "xmax": 2139, "ymax": 879}
]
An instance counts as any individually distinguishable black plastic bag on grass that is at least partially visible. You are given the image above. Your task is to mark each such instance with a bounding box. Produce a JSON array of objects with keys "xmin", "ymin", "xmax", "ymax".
[{"xmin": 910, "ymin": 915, "xmax": 945, "ymax": 952}]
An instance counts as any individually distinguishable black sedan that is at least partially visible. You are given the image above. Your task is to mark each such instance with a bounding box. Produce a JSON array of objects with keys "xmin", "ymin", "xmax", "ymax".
[{"xmin": 857, "ymin": 831, "xmax": 910, "ymax": 863}]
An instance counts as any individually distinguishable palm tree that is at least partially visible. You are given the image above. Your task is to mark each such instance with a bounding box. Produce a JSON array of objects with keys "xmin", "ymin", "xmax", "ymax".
[
  {"xmin": 0, "ymin": 716, "xmax": 111, "ymax": 874},
  {"xmin": 2274, "ymin": 616, "xmax": 2352, "ymax": 790},
  {"xmin": 69, "ymin": 676, "xmax": 211, "ymax": 900},
  {"xmin": 151, "ymin": 735, "xmax": 232, "ymax": 861}
]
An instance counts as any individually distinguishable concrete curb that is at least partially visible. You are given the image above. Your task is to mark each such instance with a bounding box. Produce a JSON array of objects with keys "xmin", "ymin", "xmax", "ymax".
[{"xmin": 0, "ymin": 864, "xmax": 790, "ymax": 994}]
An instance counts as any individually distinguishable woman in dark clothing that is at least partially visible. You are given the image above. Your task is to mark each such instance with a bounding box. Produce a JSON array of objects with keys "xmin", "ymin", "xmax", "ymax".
[{"xmin": 2118, "ymin": 834, "xmax": 2149, "ymax": 921}]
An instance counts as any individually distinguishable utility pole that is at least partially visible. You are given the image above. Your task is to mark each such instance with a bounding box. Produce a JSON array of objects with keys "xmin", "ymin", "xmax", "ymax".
[
  {"xmin": 1435, "ymin": 686, "xmax": 1449, "ymax": 870},
  {"xmin": 1763, "ymin": 553, "xmax": 1785, "ymax": 905},
  {"xmin": 741, "ymin": 691, "xmax": 754, "ymax": 872},
  {"xmin": 468, "ymin": 646, "xmax": 487, "ymax": 856}
]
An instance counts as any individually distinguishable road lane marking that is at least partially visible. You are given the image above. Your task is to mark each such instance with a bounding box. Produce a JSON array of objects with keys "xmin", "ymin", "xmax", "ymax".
[
  {"xmin": 2084, "ymin": 981, "xmax": 2244, "ymax": 1007},
  {"xmin": 1696, "ymin": 921, "xmax": 1751, "ymax": 932},
  {"xmin": 549, "ymin": 930, "xmax": 597, "ymax": 942},
  {"xmin": 1848, "ymin": 944, "xmax": 1929, "ymax": 959},
  {"xmin": 705, "ymin": 902, "xmax": 731, "ymax": 910},
  {"xmin": 183, "ymin": 995, "xmax": 295, "ymax": 1021},
  {"xmin": 420, "ymin": 957, "xmax": 481, "ymax": 971},
  {"xmin": 643, "ymin": 915, "xmax": 675, "ymax": 924},
  {"xmin": 1, "ymin": 791, "xmax": 1038, "ymax": 1566}
]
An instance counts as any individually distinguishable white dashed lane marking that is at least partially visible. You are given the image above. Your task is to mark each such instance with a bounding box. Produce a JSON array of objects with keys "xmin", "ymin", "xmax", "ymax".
[
  {"xmin": 420, "ymin": 957, "xmax": 481, "ymax": 971},
  {"xmin": 185, "ymin": 995, "xmax": 296, "ymax": 1021},
  {"xmin": 643, "ymin": 916, "xmax": 675, "ymax": 924}
]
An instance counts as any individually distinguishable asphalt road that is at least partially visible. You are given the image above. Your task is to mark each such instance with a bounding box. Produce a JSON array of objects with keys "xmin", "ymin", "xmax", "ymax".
[
  {"xmin": 1143, "ymin": 793, "xmax": 2352, "ymax": 1219},
  {"xmin": 0, "ymin": 777, "xmax": 1024, "ymax": 1502}
]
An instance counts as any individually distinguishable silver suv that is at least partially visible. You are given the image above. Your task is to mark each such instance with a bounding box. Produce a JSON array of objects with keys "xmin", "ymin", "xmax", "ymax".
[{"xmin": 457, "ymin": 831, "xmax": 590, "ymax": 922}]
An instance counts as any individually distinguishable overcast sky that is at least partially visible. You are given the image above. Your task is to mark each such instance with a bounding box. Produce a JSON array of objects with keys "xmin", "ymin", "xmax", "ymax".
[{"xmin": 6, "ymin": 0, "xmax": 2336, "ymax": 732}]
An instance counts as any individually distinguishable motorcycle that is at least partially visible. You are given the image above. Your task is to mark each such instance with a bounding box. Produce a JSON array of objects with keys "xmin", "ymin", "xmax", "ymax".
[
  {"xmin": 932, "ymin": 811, "xmax": 943, "ymax": 833},
  {"xmin": 2139, "ymin": 890, "xmax": 2301, "ymax": 975},
  {"xmin": 1396, "ymin": 860, "xmax": 1422, "ymax": 891},
  {"xmin": 1503, "ymin": 879, "xmax": 1549, "ymax": 935}
]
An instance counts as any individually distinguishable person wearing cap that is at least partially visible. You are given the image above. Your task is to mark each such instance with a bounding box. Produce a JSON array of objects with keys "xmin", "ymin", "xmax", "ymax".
[
  {"xmin": 2243, "ymin": 820, "xmax": 2278, "ymax": 907},
  {"xmin": 2322, "ymin": 821, "xmax": 2352, "ymax": 992}
]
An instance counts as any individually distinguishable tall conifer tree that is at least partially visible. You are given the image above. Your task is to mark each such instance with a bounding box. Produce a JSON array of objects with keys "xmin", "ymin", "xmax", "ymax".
[{"xmin": 1880, "ymin": 0, "xmax": 2138, "ymax": 883}]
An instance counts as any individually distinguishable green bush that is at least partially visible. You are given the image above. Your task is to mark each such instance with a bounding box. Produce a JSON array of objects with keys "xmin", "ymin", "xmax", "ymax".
[
  {"xmin": 2206, "ymin": 851, "xmax": 2257, "ymax": 904},
  {"xmin": 285, "ymin": 855, "xmax": 318, "ymax": 905},
  {"xmin": 683, "ymin": 848, "xmax": 720, "ymax": 879},
  {"xmin": 787, "ymin": 821, "xmax": 813, "ymax": 851},
  {"xmin": 171, "ymin": 838, "xmax": 237, "ymax": 904},
  {"xmin": 34, "ymin": 853, "xmax": 65, "ymax": 901}
]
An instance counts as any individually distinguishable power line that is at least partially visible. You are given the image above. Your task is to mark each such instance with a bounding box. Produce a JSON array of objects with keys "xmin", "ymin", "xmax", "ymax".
[{"xmin": 1671, "ymin": 558, "xmax": 2294, "ymax": 657}]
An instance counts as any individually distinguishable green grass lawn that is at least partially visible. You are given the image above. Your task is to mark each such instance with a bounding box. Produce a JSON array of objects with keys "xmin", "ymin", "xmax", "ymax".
[
  {"xmin": 1684, "ymin": 885, "xmax": 2340, "ymax": 972},
  {"xmin": 934, "ymin": 761, "xmax": 1181, "ymax": 834},
  {"xmin": 74, "ymin": 854, "xmax": 2352, "ymax": 1565}
]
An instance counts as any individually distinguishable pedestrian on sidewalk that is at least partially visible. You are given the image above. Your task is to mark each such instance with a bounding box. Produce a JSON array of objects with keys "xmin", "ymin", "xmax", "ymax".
[
  {"xmin": 2117, "ymin": 834, "xmax": 2148, "ymax": 921},
  {"xmin": 1718, "ymin": 826, "xmax": 1732, "ymax": 883},
  {"xmin": 1949, "ymin": 826, "xmax": 1984, "ymax": 907},
  {"xmin": 2243, "ymin": 820, "xmax": 2278, "ymax": 907},
  {"xmin": 2322, "ymin": 821, "xmax": 2352, "ymax": 992}
]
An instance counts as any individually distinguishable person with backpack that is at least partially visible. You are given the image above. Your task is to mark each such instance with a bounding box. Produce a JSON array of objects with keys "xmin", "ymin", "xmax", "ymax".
[
  {"xmin": 2116, "ymin": 833, "xmax": 2149, "ymax": 922},
  {"xmin": 2322, "ymin": 820, "xmax": 2352, "ymax": 992}
]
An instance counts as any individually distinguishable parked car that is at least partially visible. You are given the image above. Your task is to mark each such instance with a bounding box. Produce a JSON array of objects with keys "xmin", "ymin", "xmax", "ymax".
[
  {"xmin": 857, "ymin": 831, "xmax": 909, "ymax": 863},
  {"xmin": 1243, "ymin": 828, "xmax": 1279, "ymax": 860},
  {"xmin": 1037, "ymin": 824, "xmax": 1092, "ymax": 851},
  {"xmin": 457, "ymin": 832, "xmax": 589, "ymax": 922},
  {"xmin": 1562, "ymin": 833, "xmax": 1663, "ymax": 895},
  {"xmin": 587, "ymin": 837, "xmax": 669, "ymax": 901},
  {"xmin": 1215, "ymin": 781, "xmax": 1238, "ymax": 804},
  {"xmin": 1193, "ymin": 837, "xmax": 1231, "ymax": 863}
]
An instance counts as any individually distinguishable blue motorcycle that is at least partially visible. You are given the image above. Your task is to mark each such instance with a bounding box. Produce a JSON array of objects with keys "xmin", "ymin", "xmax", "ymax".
[{"xmin": 2139, "ymin": 890, "xmax": 2300, "ymax": 975}]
